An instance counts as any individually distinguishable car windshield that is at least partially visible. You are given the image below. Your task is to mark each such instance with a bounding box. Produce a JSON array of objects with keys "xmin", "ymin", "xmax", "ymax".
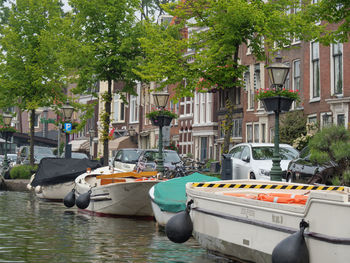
[
  {"xmin": 143, "ymin": 151, "xmax": 181, "ymax": 163},
  {"xmin": 34, "ymin": 147, "xmax": 54, "ymax": 155},
  {"xmin": 252, "ymin": 146, "xmax": 299, "ymax": 160},
  {"xmin": 120, "ymin": 150, "xmax": 142, "ymax": 163}
]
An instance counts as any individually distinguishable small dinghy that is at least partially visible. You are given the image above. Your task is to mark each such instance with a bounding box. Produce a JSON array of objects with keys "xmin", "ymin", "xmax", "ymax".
[{"xmin": 149, "ymin": 172, "xmax": 219, "ymax": 226}]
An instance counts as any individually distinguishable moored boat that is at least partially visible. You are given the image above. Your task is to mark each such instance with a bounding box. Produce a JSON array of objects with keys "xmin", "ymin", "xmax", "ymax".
[
  {"xmin": 166, "ymin": 179, "xmax": 350, "ymax": 263},
  {"xmin": 27, "ymin": 158, "xmax": 101, "ymax": 201},
  {"xmin": 71, "ymin": 167, "xmax": 159, "ymax": 217},
  {"xmin": 149, "ymin": 173, "xmax": 219, "ymax": 227}
]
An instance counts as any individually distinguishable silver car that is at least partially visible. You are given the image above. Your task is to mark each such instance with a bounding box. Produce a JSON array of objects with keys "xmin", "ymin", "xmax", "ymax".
[{"xmin": 229, "ymin": 143, "xmax": 299, "ymax": 181}]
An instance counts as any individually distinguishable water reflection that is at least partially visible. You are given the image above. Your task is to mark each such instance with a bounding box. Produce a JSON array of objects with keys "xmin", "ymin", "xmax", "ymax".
[{"xmin": 0, "ymin": 192, "xmax": 233, "ymax": 263}]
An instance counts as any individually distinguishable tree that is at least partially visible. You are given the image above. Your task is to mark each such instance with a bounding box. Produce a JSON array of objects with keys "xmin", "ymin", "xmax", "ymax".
[
  {"xmin": 0, "ymin": 0, "xmax": 69, "ymax": 166},
  {"xmin": 137, "ymin": 0, "xmax": 321, "ymax": 153},
  {"xmin": 309, "ymin": 125, "xmax": 350, "ymax": 185},
  {"xmin": 305, "ymin": 0, "xmax": 350, "ymax": 44},
  {"xmin": 68, "ymin": 0, "xmax": 142, "ymax": 165},
  {"xmin": 279, "ymin": 111, "xmax": 307, "ymax": 146}
]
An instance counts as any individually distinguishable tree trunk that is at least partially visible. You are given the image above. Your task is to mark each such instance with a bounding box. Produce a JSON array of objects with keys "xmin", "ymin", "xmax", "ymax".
[
  {"xmin": 222, "ymin": 89, "xmax": 235, "ymax": 154},
  {"xmin": 103, "ymin": 78, "xmax": 112, "ymax": 166},
  {"xmin": 29, "ymin": 109, "xmax": 35, "ymax": 166}
]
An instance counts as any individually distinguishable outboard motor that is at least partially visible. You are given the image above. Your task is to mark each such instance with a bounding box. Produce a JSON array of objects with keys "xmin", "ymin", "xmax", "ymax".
[
  {"xmin": 63, "ymin": 189, "xmax": 76, "ymax": 208},
  {"xmin": 75, "ymin": 190, "xmax": 92, "ymax": 209},
  {"xmin": 165, "ymin": 200, "xmax": 193, "ymax": 243},
  {"xmin": 272, "ymin": 219, "xmax": 309, "ymax": 263}
]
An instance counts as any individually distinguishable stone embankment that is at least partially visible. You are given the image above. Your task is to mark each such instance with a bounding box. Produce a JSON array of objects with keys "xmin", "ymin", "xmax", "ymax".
[{"xmin": 0, "ymin": 177, "xmax": 30, "ymax": 192}]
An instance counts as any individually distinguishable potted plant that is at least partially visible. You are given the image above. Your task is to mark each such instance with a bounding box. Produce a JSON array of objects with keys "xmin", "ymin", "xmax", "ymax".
[
  {"xmin": 0, "ymin": 126, "xmax": 17, "ymax": 138},
  {"xmin": 256, "ymin": 87, "xmax": 300, "ymax": 112},
  {"xmin": 146, "ymin": 108, "xmax": 178, "ymax": 127}
]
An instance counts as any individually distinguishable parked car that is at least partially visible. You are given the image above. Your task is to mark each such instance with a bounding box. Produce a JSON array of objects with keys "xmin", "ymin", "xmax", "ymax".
[
  {"xmin": 228, "ymin": 143, "xmax": 299, "ymax": 181},
  {"xmin": 61, "ymin": 152, "xmax": 89, "ymax": 159},
  {"xmin": 19, "ymin": 146, "xmax": 56, "ymax": 165},
  {"xmin": 286, "ymin": 146, "xmax": 337, "ymax": 184},
  {"xmin": 135, "ymin": 149, "xmax": 182, "ymax": 172},
  {"xmin": 113, "ymin": 148, "xmax": 143, "ymax": 172}
]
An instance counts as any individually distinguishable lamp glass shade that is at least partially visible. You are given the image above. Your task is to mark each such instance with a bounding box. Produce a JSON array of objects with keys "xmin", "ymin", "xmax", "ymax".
[
  {"xmin": 267, "ymin": 62, "xmax": 290, "ymax": 86},
  {"xmin": 89, "ymin": 129, "xmax": 95, "ymax": 138},
  {"xmin": 153, "ymin": 92, "xmax": 169, "ymax": 108},
  {"xmin": 3, "ymin": 112, "xmax": 13, "ymax": 126},
  {"xmin": 61, "ymin": 103, "xmax": 74, "ymax": 120}
]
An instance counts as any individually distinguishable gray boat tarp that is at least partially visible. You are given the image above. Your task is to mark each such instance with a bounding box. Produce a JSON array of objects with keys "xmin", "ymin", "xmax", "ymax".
[
  {"xmin": 30, "ymin": 158, "xmax": 101, "ymax": 187},
  {"xmin": 153, "ymin": 172, "xmax": 220, "ymax": 213}
]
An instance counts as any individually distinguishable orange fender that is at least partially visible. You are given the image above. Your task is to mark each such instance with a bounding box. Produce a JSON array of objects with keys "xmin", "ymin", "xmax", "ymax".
[
  {"xmin": 257, "ymin": 193, "xmax": 308, "ymax": 205},
  {"xmin": 224, "ymin": 193, "xmax": 258, "ymax": 200}
]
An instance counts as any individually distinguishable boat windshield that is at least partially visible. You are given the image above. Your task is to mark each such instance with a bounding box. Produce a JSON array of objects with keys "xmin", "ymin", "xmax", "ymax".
[{"xmin": 252, "ymin": 146, "xmax": 299, "ymax": 160}]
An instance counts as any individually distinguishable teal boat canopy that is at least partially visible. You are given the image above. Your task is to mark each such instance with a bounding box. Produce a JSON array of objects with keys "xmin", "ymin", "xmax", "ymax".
[{"xmin": 153, "ymin": 172, "xmax": 220, "ymax": 213}]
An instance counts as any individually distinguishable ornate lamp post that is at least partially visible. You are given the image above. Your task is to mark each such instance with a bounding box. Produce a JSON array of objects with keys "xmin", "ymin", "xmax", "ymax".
[
  {"xmin": 265, "ymin": 55, "xmax": 290, "ymax": 181},
  {"xmin": 152, "ymin": 92, "xmax": 170, "ymax": 175},
  {"xmin": 89, "ymin": 129, "xmax": 95, "ymax": 160},
  {"xmin": 61, "ymin": 102, "xmax": 74, "ymax": 159},
  {"xmin": 2, "ymin": 112, "xmax": 13, "ymax": 175}
]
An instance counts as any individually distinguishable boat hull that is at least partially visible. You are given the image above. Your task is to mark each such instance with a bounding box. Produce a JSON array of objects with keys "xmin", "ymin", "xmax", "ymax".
[
  {"xmin": 35, "ymin": 181, "xmax": 75, "ymax": 201},
  {"xmin": 75, "ymin": 173, "xmax": 159, "ymax": 217},
  {"xmin": 149, "ymin": 186, "xmax": 177, "ymax": 226},
  {"xmin": 186, "ymin": 180, "xmax": 350, "ymax": 263}
]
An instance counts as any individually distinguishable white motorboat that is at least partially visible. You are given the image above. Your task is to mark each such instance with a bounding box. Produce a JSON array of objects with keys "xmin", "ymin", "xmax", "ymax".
[
  {"xmin": 71, "ymin": 167, "xmax": 159, "ymax": 217},
  {"xmin": 27, "ymin": 158, "xmax": 101, "ymax": 201},
  {"xmin": 166, "ymin": 179, "xmax": 350, "ymax": 263}
]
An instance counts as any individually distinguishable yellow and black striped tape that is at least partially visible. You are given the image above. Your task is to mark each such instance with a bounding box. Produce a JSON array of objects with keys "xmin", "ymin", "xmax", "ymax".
[{"xmin": 191, "ymin": 183, "xmax": 345, "ymax": 192}]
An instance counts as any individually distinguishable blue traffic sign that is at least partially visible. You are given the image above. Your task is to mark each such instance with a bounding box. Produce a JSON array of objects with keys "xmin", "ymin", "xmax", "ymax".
[{"xmin": 64, "ymin": 123, "xmax": 72, "ymax": 132}]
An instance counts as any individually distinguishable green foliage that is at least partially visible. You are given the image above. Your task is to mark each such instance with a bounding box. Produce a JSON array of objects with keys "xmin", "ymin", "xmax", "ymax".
[
  {"xmin": 303, "ymin": 0, "xmax": 350, "ymax": 44},
  {"xmin": 256, "ymin": 87, "xmax": 300, "ymax": 101},
  {"xmin": 10, "ymin": 165, "xmax": 37, "ymax": 179},
  {"xmin": 146, "ymin": 109, "xmax": 178, "ymax": 119},
  {"xmin": 309, "ymin": 125, "xmax": 350, "ymax": 185},
  {"xmin": 279, "ymin": 111, "xmax": 307, "ymax": 147}
]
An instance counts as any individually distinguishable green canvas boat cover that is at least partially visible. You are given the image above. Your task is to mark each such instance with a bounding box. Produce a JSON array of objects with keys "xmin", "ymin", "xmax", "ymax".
[{"xmin": 153, "ymin": 172, "xmax": 220, "ymax": 213}]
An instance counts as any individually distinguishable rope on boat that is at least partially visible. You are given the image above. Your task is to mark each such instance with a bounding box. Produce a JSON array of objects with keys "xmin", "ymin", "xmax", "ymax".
[{"xmin": 191, "ymin": 183, "xmax": 345, "ymax": 192}]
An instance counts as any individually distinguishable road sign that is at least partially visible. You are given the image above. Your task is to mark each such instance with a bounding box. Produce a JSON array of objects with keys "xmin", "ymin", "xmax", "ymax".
[{"xmin": 64, "ymin": 123, "xmax": 72, "ymax": 132}]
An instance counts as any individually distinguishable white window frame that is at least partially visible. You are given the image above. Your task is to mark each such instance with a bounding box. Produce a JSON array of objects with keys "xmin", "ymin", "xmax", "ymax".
[
  {"xmin": 292, "ymin": 59, "xmax": 301, "ymax": 109},
  {"xmin": 113, "ymin": 93, "xmax": 125, "ymax": 123},
  {"xmin": 310, "ymin": 41, "xmax": 320, "ymax": 100},
  {"xmin": 331, "ymin": 42, "xmax": 343, "ymax": 96}
]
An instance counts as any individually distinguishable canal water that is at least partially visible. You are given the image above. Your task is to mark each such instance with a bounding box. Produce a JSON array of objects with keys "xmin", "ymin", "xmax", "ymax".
[{"xmin": 0, "ymin": 191, "xmax": 234, "ymax": 263}]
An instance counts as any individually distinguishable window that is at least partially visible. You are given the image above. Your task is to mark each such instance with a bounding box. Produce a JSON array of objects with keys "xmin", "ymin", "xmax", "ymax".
[
  {"xmin": 311, "ymin": 42, "xmax": 320, "ymax": 98},
  {"xmin": 232, "ymin": 119, "xmax": 242, "ymax": 138},
  {"xmin": 244, "ymin": 70, "xmax": 253, "ymax": 110},
  {"xmin": 337, "ymin": 114, "xmax": 345, "ymax": 126},
  {"xmin": 247, "ymin": 124, "xmax": 253, "ymax": 143},
  {"xmin": 34, "ymin": 113, "xmax": 40, "ymax": 128},
  {"xmin": 332, "ymin": 42, "xmax": 343, "ymax": 95},
  {"xmin": 293, "ymin": 60, "xmax": 301, "ymax": 92},
  {"xmin": 235, "ymin": 87, "xmax": 241, "ymax": 105},
  {"xmin": 284, "ymin": 62, "xmax": 290, "ymax": 90},
  {"xmin": 129, "ymin": 94, "xmax": 138, "ymax": 123},
  {"xmin": 254, "ymin": 124, "xmax": 259, "ymax": 143},
  {"xmin": 261, "ymin": 124, "xmax": 266, "ymax": 143},
  {"xmin": 113, "ymin": 93, "xmax": 125, "ymax": 122},
  {"xmin": 321, "ymin": 113, "xmax": 332, "ymax": 127}
]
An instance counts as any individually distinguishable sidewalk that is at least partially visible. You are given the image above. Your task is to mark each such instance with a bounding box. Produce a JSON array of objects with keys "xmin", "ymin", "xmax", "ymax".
[{"xmin": 0, "ymin": 178, "xmax": 30, "ymax": 192}]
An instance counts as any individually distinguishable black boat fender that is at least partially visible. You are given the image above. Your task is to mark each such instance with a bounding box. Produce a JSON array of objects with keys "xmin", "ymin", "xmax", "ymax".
[
  {"xmin": 75, "ymin": 189, "xmax": 92, "ymax": 209},
  {"xmin": 63, "ymin": 189, "xmax": 76, "ymax": 208},
  {"xmin": 165, "ymin": 200, "xmax": 194, "ymax": 243},
  {"xmin": 272, "ymin": 219, "xmax": 310, "ymax": 263}
]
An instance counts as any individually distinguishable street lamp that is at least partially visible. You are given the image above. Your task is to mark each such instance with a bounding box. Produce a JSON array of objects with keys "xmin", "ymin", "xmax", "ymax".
[
  {"xmin": 61, "ymin": 102, "xmax": 74, "ymax": 159},
  {"xmin": 267, "ymin": 54, "xmax": 290, "ymax": 181},
  {"xmin": 2, "ymin": 112, "xmax": 13, "ymax": 176},
  {"xmin": 89, "ymin": 129, "xmax": 95, "ymax": 160},
  {"xmin": 152, "ymin": 92, "xmax": 170, "ymax": 176}
]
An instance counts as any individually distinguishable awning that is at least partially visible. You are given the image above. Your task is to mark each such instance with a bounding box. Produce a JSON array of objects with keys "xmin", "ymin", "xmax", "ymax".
[
  {"xmin": 69, "ymin": 139, "xmax": 89, "ymax": 152},
  {"xmin": 109, "ymin": 136, "xmax": 137, "ymax": 150}
]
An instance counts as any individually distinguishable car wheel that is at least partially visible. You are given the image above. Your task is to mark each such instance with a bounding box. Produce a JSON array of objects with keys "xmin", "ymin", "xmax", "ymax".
[{"xmin": 249, "ymin": 172, "xmax": 256, "ymax": 180}]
